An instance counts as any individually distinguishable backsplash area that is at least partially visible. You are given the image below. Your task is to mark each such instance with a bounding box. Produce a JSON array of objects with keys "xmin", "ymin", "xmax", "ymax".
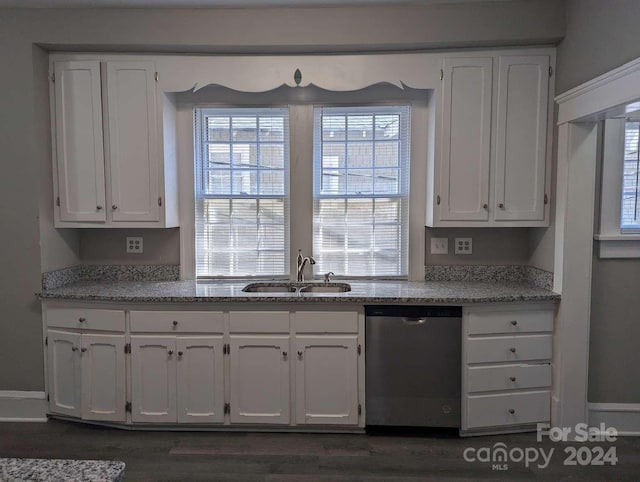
[
  {"xmin": 424, "ymin": 265, "xmax": 553, "ymax": 290},
  {"xmin": 42, "ymin": 264, "xmax": 180, "ymax": 290}
]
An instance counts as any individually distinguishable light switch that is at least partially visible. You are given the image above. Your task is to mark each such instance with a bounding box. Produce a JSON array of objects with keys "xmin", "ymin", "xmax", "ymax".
[
  {"xmin": 430, "ymin": 237, "xmax": 448, "ymax": 254},
  {"xmin": 455, "ymin": 237, "xmax": 472, "ymax": 255}
]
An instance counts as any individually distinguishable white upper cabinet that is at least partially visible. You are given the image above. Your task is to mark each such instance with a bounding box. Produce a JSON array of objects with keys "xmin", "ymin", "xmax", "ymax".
[
  {"xmin": 53, "ymin": 61, "xmax": 106, "ymax": 222},
  {"xmin": 439, "ymin": 57, "xmax": 492, "ymax": 222},
  {"xmin": 105, "ymin": 61, "xmax": 159, "ymax": 222},
  {"xmin": 51, "ymin": 57, "xmax": 178, "ymax": 228},
  {"xmin": 430, "ymin": 52, "xmax": 553, "ymax": 227},
  {"xmin": 493, "ymin": 55, "xmax": 549, "ymax": 222}
]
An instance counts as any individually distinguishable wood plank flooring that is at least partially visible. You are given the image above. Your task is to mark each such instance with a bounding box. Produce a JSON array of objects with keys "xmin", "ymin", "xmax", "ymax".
[{"xmin": 1, "ymin": 420, "xmax": 639, "ymax": 480}]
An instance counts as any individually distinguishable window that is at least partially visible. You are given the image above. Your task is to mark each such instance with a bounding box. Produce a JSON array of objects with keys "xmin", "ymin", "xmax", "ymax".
[
  {"xmin": 622, "ymin": 121, "xmax": 640, "ymax": 230},
  {"xmin": 194, "ymin": 108, "xmax": 289, "ymax": 277},
  {"xmin": 312, "ymin": 106, "xmax": 410, "ymax": 277}
]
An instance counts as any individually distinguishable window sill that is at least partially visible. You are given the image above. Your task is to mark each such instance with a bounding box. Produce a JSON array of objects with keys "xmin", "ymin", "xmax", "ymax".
[{"xmin": 594, "ymin": 234, "xmax": 640, "ymax": 258}]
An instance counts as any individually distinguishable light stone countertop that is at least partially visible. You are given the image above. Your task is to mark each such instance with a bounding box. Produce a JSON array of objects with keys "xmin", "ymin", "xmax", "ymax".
[{"xmin": 38, "ymin": 279, "xmax": 560, "ymax": 304}]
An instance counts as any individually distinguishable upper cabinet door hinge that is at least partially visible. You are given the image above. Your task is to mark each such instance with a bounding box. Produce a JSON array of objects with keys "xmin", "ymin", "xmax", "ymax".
[
  {"xmin": 436, "ymin": 194, "xmax": 441, "ymax": 206},
  {"xmin": 158, "ymin": 196, "xmax": 162, "ymax": 207},
  {"xmin": 124, "ymin": 343, "xmax": 131, "ymax": 354},
  {"xmin": 47, "ymin": 394, "xmax": 50, "ymax": 402},
  {"xmin": 549, "ymin": 66, "xmax": 553, "ymax": 77},
  {"xmin": 45, "ymin": 336, "xmax": 48, "ymax": 346},
  {"xmin": 357, "ymin": 344, "xmax": 361, "ymax": 355},
  {"xmin": 544, "ymin": 193, "xmax": 549, "ymax": 205},
  {"xmin": 358, "ymin": 404, "xmax": 362, "ymax": 416},
  {"xmin": 440, "ymin": 69, "xmax": 444, "ymax": 81},
  {"xmin": 50, "ymin": 72, "xmax": 55, "ymax": 83},
  {"xmin": 56, "ymin": 196, "xmax": 60, "ymax": 207},
  {"xmin": 155, "ymin": 72, "xmax": 159, "ymax": 82},
  {"xmin": 125, "ymin": 401, "xmax": 132, "ymax": 413}
]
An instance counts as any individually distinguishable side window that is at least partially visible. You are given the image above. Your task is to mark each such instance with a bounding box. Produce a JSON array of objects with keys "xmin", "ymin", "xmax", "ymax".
[
  {"xmin": 622, "ymin": 121, "xmax": 640, "ymax": 231},
  {"xmin": 312, "ymin": 106, "xmax": 410, "ymax": 277},
  {"xmin": 194, "ymin": 108, "xmax": 290, "ymax": 277}
]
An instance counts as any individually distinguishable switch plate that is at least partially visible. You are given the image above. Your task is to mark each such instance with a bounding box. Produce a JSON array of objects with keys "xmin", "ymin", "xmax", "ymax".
[
  {"xmin": 430, "ymin": 237, "xmax": 449, "ymax": 255},
  {"xmin": 455, "ymin": 237, "xmax": 472, "ymax": 255},
  {"xmin": 126, "ymin": 236, "xmax": 143, "ymax": 254}
]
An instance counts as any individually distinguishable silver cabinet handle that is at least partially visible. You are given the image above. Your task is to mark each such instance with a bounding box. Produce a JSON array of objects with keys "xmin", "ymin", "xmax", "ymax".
[
  {"xmin": 509, "ymin": 376, "xmax": 516, "ymax": 382},
  {"xmin": 71, "ymin": 346, "xmax": 78, "ymax": 352},
  {"xmin": 402, "ymin": 317, "xmax": 427, "ymax": 325},
  {"xmin": 78, "ymin": 317, "xmax": 86, "ymax": 323},
  {"xmin": 81, "ymin": 348, "xmax": 87, "ymax": 353},
  {"xmin": 96, "ymin": 205, "xmax": 103, "ymax": 210},
  {"xmin": 172, "ymin": 320, "xmax": 178, "ymax": 326},
  {"xmin": 112, "ymin": 204, "xmax": 118, "ymax": 210},
  {"xmin": 297, "ymin": 351, "xmax": 303, "ymax": 358},
  {"xmin": 499, "ymin": 203, "xmax": 505, "ymax": 209},
  {"xmin": 483, "ymin": 203, "xmax": 488, "ymax": 209},
  {"xmin": 178, "ymin": 351, "xmax": 183, "ymax": 357},
  {"xmin": 508, "ymin": 408, "xmax": 515, "ymax": 414},
  {"xmin": 510, "ymin": 347, "xmax": 516, "ymax": 353},
  {"xmin": 510, "ymin": 320, "xmax": 518, "ymax": 326},
  {"xmin": 168, "ymin": 350, "xmax": 174, "ymax": 356},
  {"xmin": 282, "ymin": 351, "xmax": 288, "ymax": 357}
]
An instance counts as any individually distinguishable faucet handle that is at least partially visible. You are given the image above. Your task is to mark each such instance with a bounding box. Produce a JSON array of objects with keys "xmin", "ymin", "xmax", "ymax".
[{"xmin": 324, "ymin": 271, "xmax": 335, "ymax": 283}]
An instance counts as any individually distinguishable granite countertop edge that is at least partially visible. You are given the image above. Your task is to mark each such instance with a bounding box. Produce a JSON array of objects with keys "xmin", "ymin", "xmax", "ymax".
[{"xmin": 38, "ymin": 279, "xmax": 561, "ymax": 304}]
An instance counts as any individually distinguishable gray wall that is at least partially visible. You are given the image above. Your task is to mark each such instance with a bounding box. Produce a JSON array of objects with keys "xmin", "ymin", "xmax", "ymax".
[
  {"xmin": 0, "ymin": 1, "xmax": 564, "ymax": 391},
  {"xmin": 80, "ymin": 229, "xmax": 180, "ymax": 265},
  {"xmin": 556, "ymin": 0, "xmax": 640, "ymax": 403}
]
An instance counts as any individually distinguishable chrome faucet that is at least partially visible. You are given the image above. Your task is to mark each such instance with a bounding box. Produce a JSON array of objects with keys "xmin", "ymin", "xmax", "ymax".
[{"xmin": 296, "ymin": 249, "xmax": 316, "ymax": 282}]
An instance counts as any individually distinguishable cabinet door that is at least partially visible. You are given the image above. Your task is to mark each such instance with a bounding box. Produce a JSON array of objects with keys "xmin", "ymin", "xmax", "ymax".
[
  {"xmin": 105, "ymin": 61, "xmax": 159, "ymax": 222},
  {"xmin": 80, "ymin": 334, "xmax": 126, "ymax": 422},
  {"xmin": 176, "ymin": 337, "xmax": 225, "ymax": 424},
  {"xmin": 439, "ymin": 58, "xmax": 492, "ymax": 221},
  {"xmin": 229, "ymin": 335, "xmax": 290, "ymax": 424},
  {"xmin": 130, "ymin": 336, "xmax": 176, "ymax": 423},
  {"xmin": 53, "ymin": 60, "xmax": 106, "ymax": 222},
  {"xmin": 494, "ymin": 56, "xmax": 549, "ymax": 221},
  {"xmin": 295, "ymin": 336, "xmax": 359, "ymax": 425},
  {"xmin": 47, "ymin": 330, "xmax": 81, "ymax": 417}
]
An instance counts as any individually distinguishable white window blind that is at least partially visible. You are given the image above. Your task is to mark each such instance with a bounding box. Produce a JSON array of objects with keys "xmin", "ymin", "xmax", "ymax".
[
  {"xmin": 622, "ymin": 121, "xmax": 640, "ymax": 230},
  {"xmin": 313, "ymin": 106, "xmax": 410, "ymax": 277},
  {"xmin": 194, "ymin": 108, "xmax": 289, "ymax": 277}
]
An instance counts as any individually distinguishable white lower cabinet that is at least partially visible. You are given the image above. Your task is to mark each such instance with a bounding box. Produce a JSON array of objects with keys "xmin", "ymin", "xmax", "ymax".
[
  {"xmin": 229, "ymin": 335, "xmax": 290, "ymax": 424},
  {"xmin": 47, "ymin": 329, "xmax": 125, "ymax": 422},
  {"xmin": 130, "ymin": 335, "xmax": 225, "ymax": 424},
  {"xmin": 295, "ymin": 335, "xmax": 359, "ymax": 425}
]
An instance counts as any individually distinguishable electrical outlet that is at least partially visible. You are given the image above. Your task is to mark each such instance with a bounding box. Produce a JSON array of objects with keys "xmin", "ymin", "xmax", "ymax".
[
  {"xmin": 430, "ymin": 237, "xmax": 448, "ymax": 255},
  {"xmin": 126, "ymin": 236, "xmax": 143, "ymax": 254},
  {"xmin": 455, "ymin": 237, "xmax": 472, "ymax": 255}
]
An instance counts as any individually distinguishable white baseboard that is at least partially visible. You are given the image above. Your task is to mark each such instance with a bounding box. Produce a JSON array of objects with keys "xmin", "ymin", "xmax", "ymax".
[
  {"xmin": 0, "ymin": 391, "xmax": 48, "ymax": 422},
  {"xmin": 588, "ymin": 403, "xmax": 640, "ymax": 436}
]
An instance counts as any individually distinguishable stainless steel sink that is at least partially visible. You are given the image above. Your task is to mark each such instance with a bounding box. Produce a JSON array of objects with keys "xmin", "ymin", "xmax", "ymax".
[
  {"xmin": 298, "ymin": 283, "xmax": 351, "ymax": 293},
  {"xmin": 242, "ymin": 283, "xmax": 297, "ymax": 293}
]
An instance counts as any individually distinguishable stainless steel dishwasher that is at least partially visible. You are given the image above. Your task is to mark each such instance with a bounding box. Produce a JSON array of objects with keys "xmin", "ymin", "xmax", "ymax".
[{"xmin": 365, "ymin": 305, "xmax": 462, "ymax": 428}]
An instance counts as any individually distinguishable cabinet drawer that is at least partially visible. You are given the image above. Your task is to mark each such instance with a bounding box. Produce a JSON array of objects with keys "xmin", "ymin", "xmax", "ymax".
[
  {"xmin": 47, "ymin": 308, "xmax": 125, "ymax": 332},
  {"xmin": 467, "ymin": 309, "xmax": 553, "ymax": 335},
  {"xmin": 130, "ymin": 311, "xmax": 224, "ymax": 333},
  {"xmin": 466, "ymin": 335, "xmax": 551, "ymax": 364},
  {"xmin": 466, "ymin": 390, "xmax": 550, "ymax": 429},
  {"xmin": 294, "ymin": 311, "xmax": 358, "ymax": 333},
  {"xmin": 229, "ymin": 311, "xmax": 290, "ymax": 333},
  {"xmin": 466, "ymin": 364, "xmax": 551, "ymax": 393}
]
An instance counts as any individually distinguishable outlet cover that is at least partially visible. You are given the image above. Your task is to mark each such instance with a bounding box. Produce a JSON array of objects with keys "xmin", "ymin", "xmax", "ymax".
[
  {"xmin": 126, "ymin": 236, "xmax": 144, "ymax": 254},
  {"xmin": 430, "ymin": 237, "xmax": 449, "ymax": 255},
  {"xmin": 455, "ymin": 237, "xmax": 473, "ymax": 255}
]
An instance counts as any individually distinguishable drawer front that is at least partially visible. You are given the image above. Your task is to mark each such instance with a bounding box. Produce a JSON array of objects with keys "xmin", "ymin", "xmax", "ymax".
[
  {"xmin": 229, "ymin": 311, "xmax": 290, "ymax": 333},
  {"xmin": 466, "ymin": 335, "xmax": 552, "ymax": 364},
  {"xmin": 130, "ymin": 311, "xmax": 225, "ymax": 333},
  {"xmin": 294, "ymin": 311, "xmax": 358, "ymax": 334},
  {"xmin": 467, "ymin": 309, "xmax": 553, "ymax": 335},
  {"xmin": 47, "ymin": 308, "xmax": 125, "ymax": 332},
  {"xmin": 466, "ymin": 364, "xmax": 552, "ymax": 393},
  {"xmin": 466, "ymin": 390, "xmax": 550, "ymax": 429}
]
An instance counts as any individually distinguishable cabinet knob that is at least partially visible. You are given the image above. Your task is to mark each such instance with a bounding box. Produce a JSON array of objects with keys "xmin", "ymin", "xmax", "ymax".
[
  {"xmin": 509, "ymin": 347, "xmax": 516, "ymax": 353},
  {"xmin": 509, "ymin": 376, "xmax": 516, "ymax": 382},
  {"xmin": 172, "ymin": 320, "xmax": 178, "ymax": 326},
  {"xmin": 81, "ymin": 347, "xmax": 87, "ymax": 353},
  {"xmin": 508, "ymin": 408, "xmax": 515, "ymax": 415},
  {"xmin": 78, "ymin": 317, "xmax": 86, "ymax": 323},
  {"xmin": 71, "ymin": 346, "xmax": 78, "ymax": 352},
  {"xmin": 178, "ymin": 351, "xmax": 183, "ymax": 357},
  {"xmin": 96, "ymin": 205, "xmax": 103, "ymax": 210},
  {"xmin": 510, "ymin": 320, "xmax": 518, "ymax": 326},
  {"xmin": 168, "ymin": 350, "xmax": 174, "ymax": 356},
  {"xmin": 297, "ymin": 350, "xmax": 303, "ymax": 358},
  {"xmin": 112, "ymin": 204, "xmax": 118, "ymax": 210},
  {"xmin": 499, "ymin": 203, "xmax": 505, "ymax": 209},
  {"xmin": 282, "ymin": 351, "xmax": 288, "ymax": 357},
  {"xmin": 483, "ymin": 203, "xmax": 488, "ymax": 209}
]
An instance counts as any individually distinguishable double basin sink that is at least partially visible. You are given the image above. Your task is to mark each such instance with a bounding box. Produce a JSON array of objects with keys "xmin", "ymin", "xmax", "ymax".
[{"xmin": 242, "ymin": 282, "xmax": 351, "ymax": 294}]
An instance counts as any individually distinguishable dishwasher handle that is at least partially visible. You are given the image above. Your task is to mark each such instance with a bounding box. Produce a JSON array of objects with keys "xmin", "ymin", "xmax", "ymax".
[{"xmin": 402, "ymin": 317, "xmax": 428, "ymax": 325}]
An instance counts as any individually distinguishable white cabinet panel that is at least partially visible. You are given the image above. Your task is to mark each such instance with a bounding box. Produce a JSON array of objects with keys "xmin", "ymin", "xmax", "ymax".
[
  {"xmin": 295, "ymin": 336, "xmax": 359, "ymax": 425},
  {"xmin": 176, "ymin": 337, "xmax": 225, "ymax": 424},
  {"xmin": 47, "ymin": 308, "xmax": 125, "ymax": 332},
  {"xmin": 131, "ymin": 336, "xmax": 177, "ymax": 423},
  {"xmin": 439, "ymin": 57, "xmax": 492, "ymax": 221},
  {"xmin": 53, "ymin": 60, "xmax": 106, "ymax": 222},
  {"xmin": 229, "ymin": 335, "xmax": 290, "ymax": 424},
  {"xmin": 494, "ymin": 56, "xmax": 549, "ymax": 221},
  {"xmin": 47, "ymin": 330, "xmax": 81, "ymax": 417},
  {"xmin": 106, "ymin": 61, "xmax": 159, "ymax": 222},
  {"xmin": 466, "ymin": 334, "xmax": 552, "ymax": 364},
  {"xmin": 466, "ymin": 390, "xmax": 551, "ymax": 429},
  {"xmin": 466, "ymin": 364, "xmax": 552, "ymax": 393},
  {"xmin": 467, "ymin": 309, "xmax": 553, "ymax": 335},
  {"xmin": 81, "ymin": 334, "xmax": 126, "ymax": 422}
]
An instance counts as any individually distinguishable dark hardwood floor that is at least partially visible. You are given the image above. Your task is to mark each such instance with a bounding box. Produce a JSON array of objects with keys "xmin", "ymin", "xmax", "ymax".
[{"xmin": 1, "ymin": 420, "xmax": 639, "ymax": 481}]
